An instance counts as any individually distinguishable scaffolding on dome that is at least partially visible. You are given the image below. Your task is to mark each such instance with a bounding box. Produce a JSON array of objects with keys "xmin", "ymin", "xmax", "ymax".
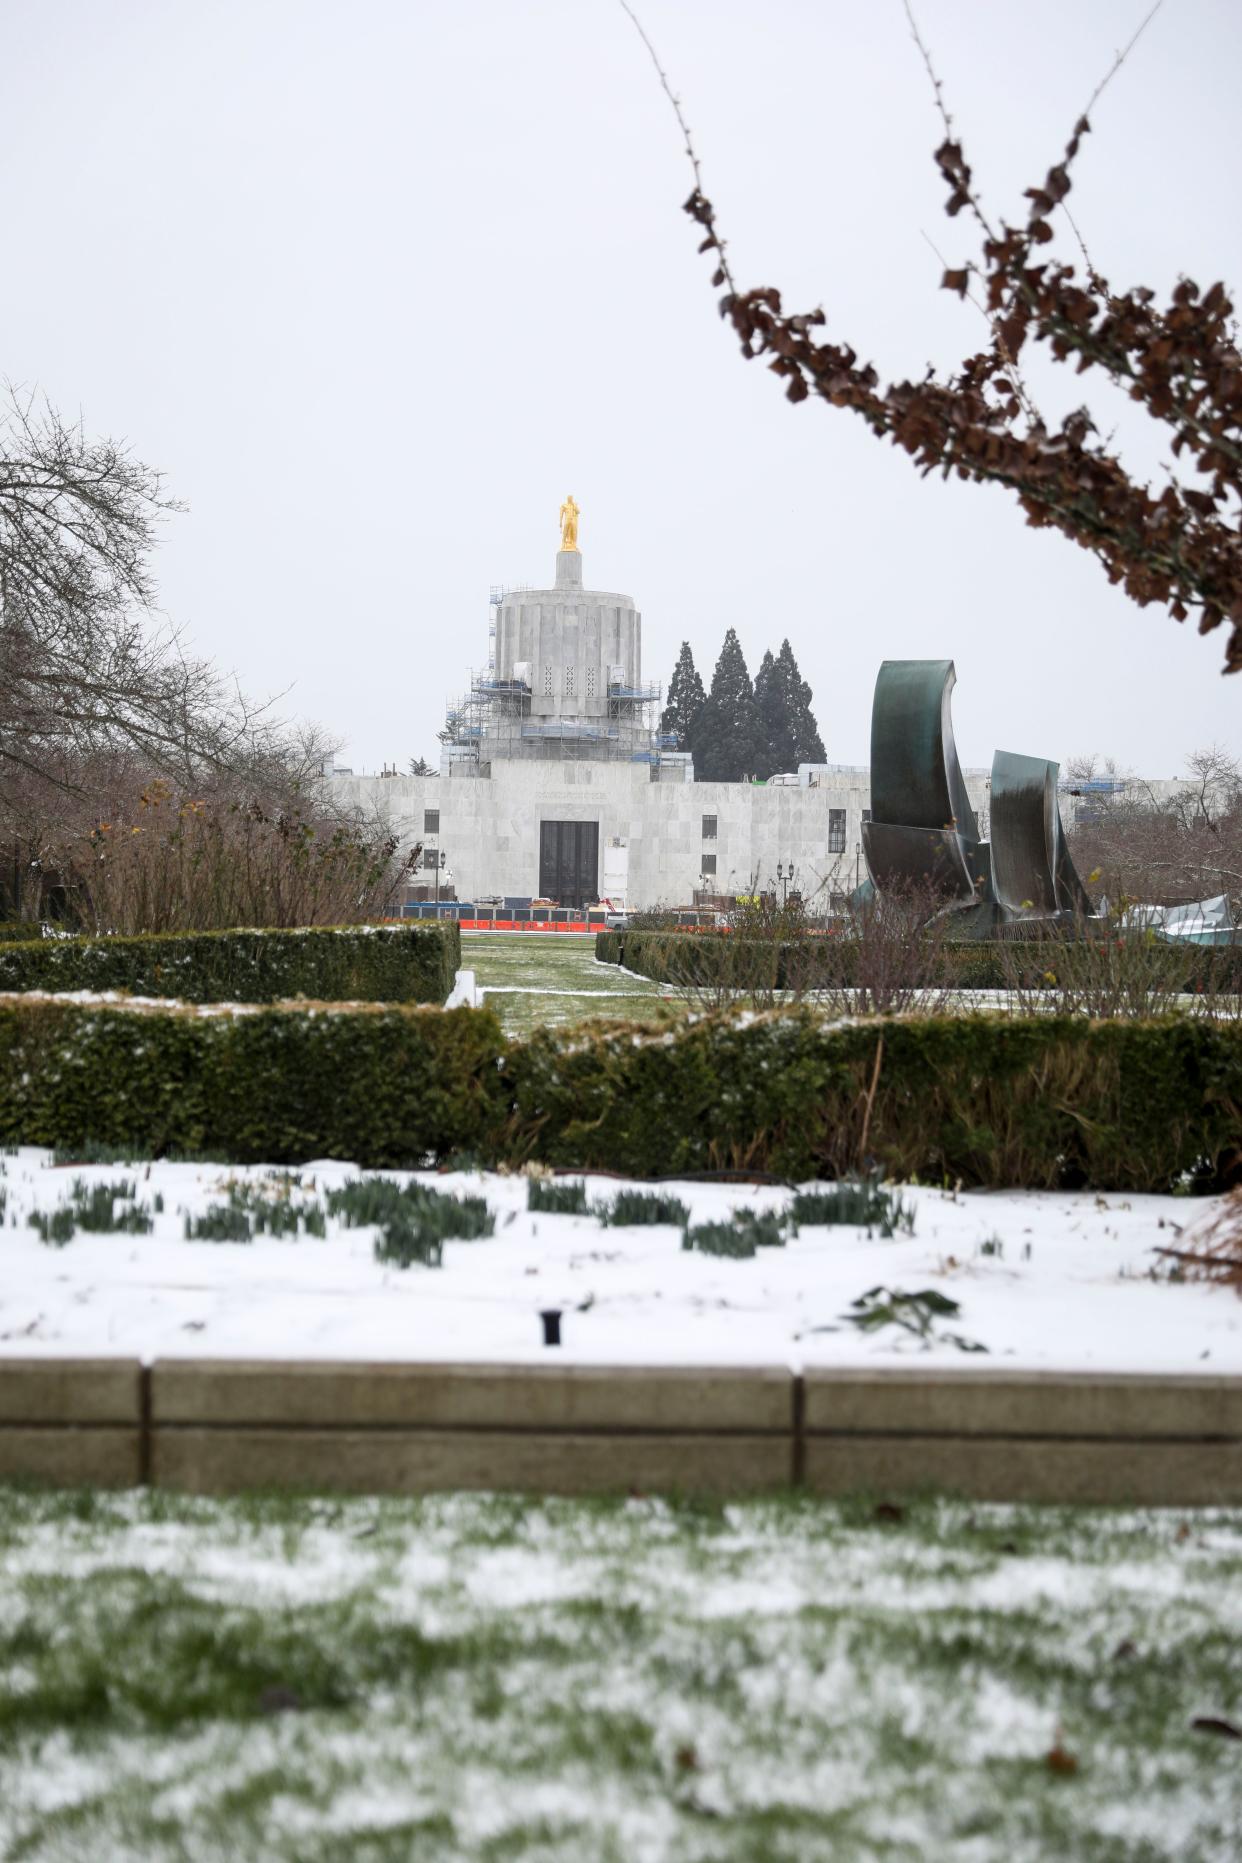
[
  {"xmin": 439, "ymin": 582, "xmax": 681, "ymax": 767},
  {"xmin": 439, "ymin": 667, "xmax": 669, "ymax": 764},
  {"xmin": 487, "ymin": 583, "xmax": 530, "ymax": 672}
]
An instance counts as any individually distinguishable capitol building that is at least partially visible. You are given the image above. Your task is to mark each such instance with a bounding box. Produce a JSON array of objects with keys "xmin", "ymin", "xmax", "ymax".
[{"xmin": 329, "ymin": 505, "xmax": 991, "ymax": 912}]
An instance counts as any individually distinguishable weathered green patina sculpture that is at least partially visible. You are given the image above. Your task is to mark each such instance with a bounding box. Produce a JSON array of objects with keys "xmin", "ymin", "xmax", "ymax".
[
  {"xmin": 861, "ymin": 660, "xmax": 1097, "ymax": 937},
  {"xmin": 990, "ymin": 750, "xmax": 1093, "ymax": 929}
]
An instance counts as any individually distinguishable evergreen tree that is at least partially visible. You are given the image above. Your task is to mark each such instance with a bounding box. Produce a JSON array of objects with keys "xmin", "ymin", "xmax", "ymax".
[
  {"xmin": 753, "ymin": 639, "xmax": 826, "ymax": 776},
  {"xmin": 753, "ymin": 648, "xmax": 785, "ymax": 779},
  {"xmin": 776, "ymin": 638, "xmax": 826, "ymax": 767},
  {"xmin": 695, "ymin": 629, "xmax": 765, "ymax": 782},
  {"xmin": 660, "ymin": 642, "xmax": 706, "ymax": 754}
]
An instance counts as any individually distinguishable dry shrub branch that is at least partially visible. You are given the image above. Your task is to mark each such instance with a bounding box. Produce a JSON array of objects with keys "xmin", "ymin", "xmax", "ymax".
[
  {"xmin": 663, "ymin": 881, "xmax": 954, "ymax": 1016},
  {"xmin": 1169, "ymin": 1191, "xmax": 1242, "ymax": 1292},
  {"xmin": 996, "ymin": 924, "xmax": 1241, "ymax": 1021},
  {"xmin": 831, "ymin": 883, "xmax": 955, "ymax": 1017},
  {"xmin": 68, "ymin": 777, "xmax": 417, "ymax": 936}
]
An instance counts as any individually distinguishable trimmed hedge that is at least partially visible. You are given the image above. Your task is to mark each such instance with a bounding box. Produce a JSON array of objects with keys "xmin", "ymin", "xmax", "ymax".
[
  {"xmin": 0, "ymin": 922, "xmax": 44, "ymax": 942},
  {"xmin": 597, "ymin": 929, "xmax": 1242, "ymax": 994},
  {"xmin": 1, "ymin": 995, "xmax": 1238, "ymax": 1189},
  {"xmin": 0, "ymin": 999, "xmax": 502, "ymax": 1165},
  {"xmin": 502, "ymin": 1010, "xmax": 1242, "ymax": 1192},
  {"xmin": 597, "ymin": 929, "xmax": 830, "ymax": 991},
  {"xmin": 0, "ymin": 922, "xmax": 460, "ymax": 1005}
]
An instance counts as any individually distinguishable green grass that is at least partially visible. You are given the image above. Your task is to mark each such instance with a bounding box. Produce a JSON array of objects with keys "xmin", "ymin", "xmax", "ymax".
[
  {"xmin": 465, "ymin": 932, "xmax": 681, "ymax": 1035},
  {"xmin": 1, "ymin": 1486, "xmax": 1240, "ymax": 1860}
]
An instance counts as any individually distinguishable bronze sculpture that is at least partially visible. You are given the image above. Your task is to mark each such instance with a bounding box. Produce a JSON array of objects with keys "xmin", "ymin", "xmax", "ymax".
[{"xmin": 861, "ymin": 659, "xmax": 1097, "ymax": 937}]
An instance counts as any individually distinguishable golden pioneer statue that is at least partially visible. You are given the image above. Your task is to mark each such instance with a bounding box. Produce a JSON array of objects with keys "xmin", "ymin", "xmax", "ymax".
[{"xmin": 559, "ymin": 493, "xmax": 580, "ymax": 553}]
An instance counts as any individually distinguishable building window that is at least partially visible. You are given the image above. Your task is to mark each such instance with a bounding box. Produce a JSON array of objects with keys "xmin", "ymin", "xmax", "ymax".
[
  {"xmin": 564, "ymin": 664, "xmax": 576, "ymax": 697},
  {"xmin": 828, "ymin": 808, "xmax": 847, "ymax": 853},
  {"xmin": 862, "ymin": 808, "xmax": 872, "ymax": 824},
  {"xmin": 543, "ymin": 664, "xmax": 553, "ymax": 695},
  {"xmin": 423, "ymin": 809, "xmax": 439, "ymax": 835},
  {"xmin": 701, "ymin": 853, "xmax": 717, "ymax": 876},
  {"xmin": 585, "ymin": 665, "xmax": 596, "ymax": 699},
  {"xmin": 702, "ymin": 814, "xmax": 717, "ymax": 840}
]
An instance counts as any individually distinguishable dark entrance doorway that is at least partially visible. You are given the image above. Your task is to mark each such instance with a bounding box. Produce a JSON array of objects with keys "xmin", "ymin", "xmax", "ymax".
[{"xmin": 539, "ymin": 820, "xmax": 599, "ymax": 909}]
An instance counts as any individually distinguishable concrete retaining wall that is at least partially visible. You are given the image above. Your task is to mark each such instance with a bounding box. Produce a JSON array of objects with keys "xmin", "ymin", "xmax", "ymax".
[
  {"xmin": 150, "ymin": 1361, "xmax": 794, "ymax": 1497},
  {"xmin": 0, "ymin": 1359, "xmax": 144, "ymax": 1487},
  {"xmin": 803, "ymin": 1369, "xmax": 1242, "ymax": 1507},
  {"xmin": 5, "ymin": 1360, "xmax": 1242, "ymax": 1505}
]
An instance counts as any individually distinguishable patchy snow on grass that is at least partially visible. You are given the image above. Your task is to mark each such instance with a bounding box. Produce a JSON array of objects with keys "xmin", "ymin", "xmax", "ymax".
[
  {"xmin": 1, "ymin": 1488, "xmax": 1240, "ymax": 1861},
  {"xmin": 466, "ymin": 930, "xmax": 674, "ymax": 1033},
  {"xmin": 0, "ymin": 1148, "xmax": 1237, "ymax": 1373}
]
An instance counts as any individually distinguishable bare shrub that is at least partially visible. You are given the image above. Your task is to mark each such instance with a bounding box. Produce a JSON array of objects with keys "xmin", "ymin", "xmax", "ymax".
[
  {"xmin": 998, "ymin": 926, "xmax": 1176, "ymax": 1019},
  {"xmin": 827, "ymin": 883, "xmax": 955, "ymax": 1017},
  {"xmin": 61, "ymin": 774, "xmax": 416, "ymax": 934},
  {"xmin": 996, "ymin": 926, "xmax": 1241, "ymax": 1021},
  {"xmin": 664, "ymin": 929, "xmax": 778, "ymax": 1014},
  {"xmin": 665, "ymin": 882, "xmax": 957, "ymax": 1017},
  {"xmin": 667, "ymin": 891, "xmax": 831, "ymax": 1013},
  {"xmin": 724, "ymin": 892, "xmax": 824, "ymax": 1009}
]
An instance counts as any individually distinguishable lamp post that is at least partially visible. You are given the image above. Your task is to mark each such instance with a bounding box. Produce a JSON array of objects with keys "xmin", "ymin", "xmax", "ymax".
[{"xmin": 776, "ymin": 860, "xmax": 796, "ymax": 906}]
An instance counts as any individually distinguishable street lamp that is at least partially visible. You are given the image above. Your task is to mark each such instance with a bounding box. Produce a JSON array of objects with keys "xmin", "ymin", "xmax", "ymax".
[{"xmin": 776, "ymin": 860, "xmax": 796, "ymax": 906}]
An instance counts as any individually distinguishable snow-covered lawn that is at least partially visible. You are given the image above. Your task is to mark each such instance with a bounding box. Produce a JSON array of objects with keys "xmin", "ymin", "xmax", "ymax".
[
  {"xmin": 1, "ymin": 1149, "xmax": 1238, "ymax": 1373},
  {"xmin": 1, "ymin": 1485, "xmax": 1240, "ymax": 1861}
]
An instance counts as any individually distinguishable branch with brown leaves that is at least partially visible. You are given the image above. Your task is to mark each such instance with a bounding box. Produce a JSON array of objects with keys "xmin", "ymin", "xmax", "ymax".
[{"xmin": 633, "ymin": 7, "xmax": 1242, "ymax": 673}]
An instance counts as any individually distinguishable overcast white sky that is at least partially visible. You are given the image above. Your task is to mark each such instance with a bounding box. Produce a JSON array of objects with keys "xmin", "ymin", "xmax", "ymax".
[{"xmin": 4, "ymin": 0, "xmax": 1240, "ymax": 777}]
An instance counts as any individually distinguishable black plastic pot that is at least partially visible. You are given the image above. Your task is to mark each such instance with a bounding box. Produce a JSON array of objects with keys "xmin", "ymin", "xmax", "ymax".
[{"xmin": 540, "ymin": 1308, "xmax": 563, "ymax": 1347}]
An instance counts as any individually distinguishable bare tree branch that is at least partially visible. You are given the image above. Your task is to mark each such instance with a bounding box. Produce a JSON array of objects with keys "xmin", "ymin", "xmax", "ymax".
[{"xmin": 0, "ymin": 386, "xmax": 280, "ymax": 794}]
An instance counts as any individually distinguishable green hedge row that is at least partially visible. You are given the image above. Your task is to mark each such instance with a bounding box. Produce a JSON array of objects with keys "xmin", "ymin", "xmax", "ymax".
[
  {"xmin": 2, "ymin": 996, "xmax": 1238, "ymax": 1189},
  {"xmin": 0, "ymin": 922, "xmax": 44, "ymax": 942},
  {"xmin": 597, "ymin": 929, "xmax": 831, "ymax": 990},
  {"xmin": 0, "ymin": 923, "xmax": 460, "ymax": 1005},
  {"xmin": 597, "ymin": 929, "xmax": 1242, "ymax": 994},
  {"xmin": 0, "ymin": 999, "xmax": 498, "ymax": 1164},
  {"xmin": 505, "ymin": 1011, "xmax": 1242, "ymax": 1190}
]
